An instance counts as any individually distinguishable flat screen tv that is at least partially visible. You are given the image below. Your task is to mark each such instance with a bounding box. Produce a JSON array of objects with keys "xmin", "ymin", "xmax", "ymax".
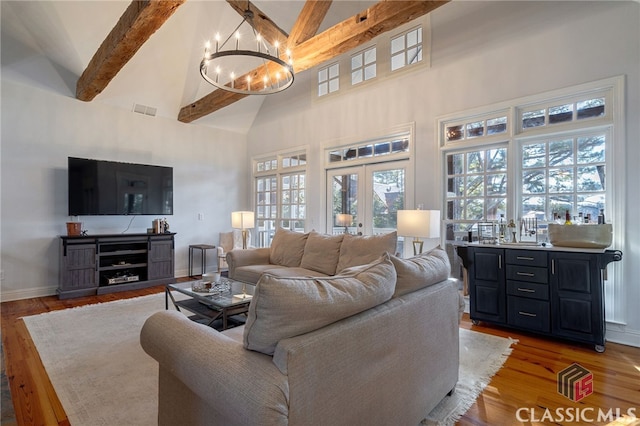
[{"xmin": 68, "ymin": 157, "xmax": 173, "ymax": 216}]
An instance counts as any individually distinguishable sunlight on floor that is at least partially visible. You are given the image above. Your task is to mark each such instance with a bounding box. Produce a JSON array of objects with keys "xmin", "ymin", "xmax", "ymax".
[{"xmin": 605, "ymin": 415, "xmax": 640, "ymax": 426}]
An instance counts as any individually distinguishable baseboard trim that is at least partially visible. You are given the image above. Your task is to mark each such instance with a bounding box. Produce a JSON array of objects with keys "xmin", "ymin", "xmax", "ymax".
[
  {"xmin": 0, "ymin": 285, "xmax": 57, "ymax": 302},
  {"xmin": 606, "ymin": 323, "xmax": 640, "ymax": 348}
]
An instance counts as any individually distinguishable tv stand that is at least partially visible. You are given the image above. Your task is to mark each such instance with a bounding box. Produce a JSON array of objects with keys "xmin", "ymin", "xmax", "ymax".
[{"xmin": 58, "ymin": 233, "xmax": 176, "ymax": 299}]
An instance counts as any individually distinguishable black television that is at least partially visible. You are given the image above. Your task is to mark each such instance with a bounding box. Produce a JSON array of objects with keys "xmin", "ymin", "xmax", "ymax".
[{"xmin": 68, "ymin": 157, "xmax": 173, "ymax": 216}]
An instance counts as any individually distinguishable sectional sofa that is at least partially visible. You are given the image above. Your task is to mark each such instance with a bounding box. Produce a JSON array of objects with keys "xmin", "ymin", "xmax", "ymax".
[{"xmin": 141, "ymin": 229, "xmax": 462, "ymax": 425}]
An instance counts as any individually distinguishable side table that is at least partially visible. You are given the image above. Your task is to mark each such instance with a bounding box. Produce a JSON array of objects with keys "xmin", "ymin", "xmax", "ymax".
[{"xmin": 188, "ymin": 244, "xmax": 216, "ymax": 277}]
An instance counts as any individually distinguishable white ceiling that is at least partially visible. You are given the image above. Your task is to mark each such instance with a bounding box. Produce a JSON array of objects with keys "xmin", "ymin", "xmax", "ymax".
[{"xmin": 1, "ymin": 1, "xmax": 377, "ymax": 133}]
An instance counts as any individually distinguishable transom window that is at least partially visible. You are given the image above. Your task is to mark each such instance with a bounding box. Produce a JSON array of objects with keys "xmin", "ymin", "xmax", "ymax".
[
  {"xmin": 519, "ymin": 97, "xmax": 606, "ymax": 131},
  {"xmin": 351, "ymin": 46, "xmax": 376, "ymax": 85},
  {"xmin": 315, "ymin": 16, "xmax": 430, "ymax": 100},
  {"xmin": 327, "ymin": 136, "xmax": 409, "ymax": 164},
  {"xmin": 445, "ymin": 115, "xmax": 508, "ymax": 143},
  {"xmin": 318, "ymin": 63, "xmax": 339, "ymax": 97},
  {"xmin": 391, "ymin": 26, "xmax": 422, "ymax": 71}
]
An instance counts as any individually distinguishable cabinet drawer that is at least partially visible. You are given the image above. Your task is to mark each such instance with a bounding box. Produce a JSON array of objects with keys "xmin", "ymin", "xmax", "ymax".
[
  {"xmin": 507, "ymin": 296, "xmax": 550, "ymax": 332},
  {"xmin": 507, "ymin": 280, "xmax": 549, "ymax": 300},
  {"xmin": 506, "ymin": 265, "xmax": 548, "ymax": 284},
  {"xmin": 506, "ymin": 250, "xmax": 547, "ymax": 267}
]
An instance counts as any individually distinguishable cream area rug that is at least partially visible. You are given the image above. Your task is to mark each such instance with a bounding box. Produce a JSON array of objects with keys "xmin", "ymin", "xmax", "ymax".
[{"xmin": 22, "ymin": 293, "xmax": 515, "ymax": 426}]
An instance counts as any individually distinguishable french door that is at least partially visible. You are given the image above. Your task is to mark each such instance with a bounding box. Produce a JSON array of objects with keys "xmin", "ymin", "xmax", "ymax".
[{"xmin": 326, "ymin": 160, "xmax": 413, "ymax": 240}]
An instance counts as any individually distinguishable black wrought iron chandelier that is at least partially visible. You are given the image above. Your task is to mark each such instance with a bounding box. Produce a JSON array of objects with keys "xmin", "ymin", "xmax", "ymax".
[{"xmin": 200, "ymin": 5, "xmax": 294, "ymax": 95}]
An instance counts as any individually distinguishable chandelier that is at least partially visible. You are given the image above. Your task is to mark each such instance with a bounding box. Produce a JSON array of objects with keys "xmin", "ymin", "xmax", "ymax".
[{"xmin": 200, "ymin": 5, "xmax": 294, "ymax": 95}]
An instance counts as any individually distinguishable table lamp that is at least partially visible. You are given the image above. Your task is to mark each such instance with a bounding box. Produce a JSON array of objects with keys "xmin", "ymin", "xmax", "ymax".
[
  {"xmin": 231, "ymin": 211, "xmax": 255, "ymax": 249},
  {"xmin": 336, "ymin": 213, "xmax": 353, "ymax": 234},
  {"xmin": 397, "ymin": 209, "xmax": 441, "ymax": 255}
]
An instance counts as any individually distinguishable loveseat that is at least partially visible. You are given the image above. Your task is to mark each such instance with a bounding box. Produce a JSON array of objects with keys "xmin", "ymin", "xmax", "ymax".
[{"xmin": 141, "ymin": 234, "xmax": 463, "ymax": 425}]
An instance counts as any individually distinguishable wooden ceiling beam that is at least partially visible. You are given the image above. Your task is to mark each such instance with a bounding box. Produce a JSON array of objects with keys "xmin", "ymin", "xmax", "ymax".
[
  {"xmin": 287, "ymin": 0, "xmax": 333, "ymax": 47},
  {"xmin": 292, "ymin": 1, "xmax": 448, "ymax": 73},
  {"xmin": 76, "ymin": 0, "xmax": 185, "ymax": 102},
  {"xmin": 178, "ymin": 0, "xmax": 449, "ymax": 123},
  {"xmin": 226, "ymin": 0, "xmax": 289, "ymax": 45}
]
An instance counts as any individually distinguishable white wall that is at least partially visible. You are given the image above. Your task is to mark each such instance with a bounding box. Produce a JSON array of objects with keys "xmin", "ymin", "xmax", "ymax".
[
  {"xmin": 0, "ymin": 79, "xmax": 248, "ymax": 301},
  {"xmin": 246, "ymin": 2, "xmax": 640, "ymax": 347}
]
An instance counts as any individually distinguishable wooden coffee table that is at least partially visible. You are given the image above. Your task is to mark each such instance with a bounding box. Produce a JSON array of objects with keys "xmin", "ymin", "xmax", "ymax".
[{"xmin": 165, "ymin": 279, "xmax": 254, "ymax": 330}]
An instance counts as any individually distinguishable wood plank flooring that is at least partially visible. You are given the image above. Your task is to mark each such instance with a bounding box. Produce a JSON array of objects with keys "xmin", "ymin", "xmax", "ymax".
[{"xmin": 2, "ymin": 285, "xmax": 639, "ymax": 425}]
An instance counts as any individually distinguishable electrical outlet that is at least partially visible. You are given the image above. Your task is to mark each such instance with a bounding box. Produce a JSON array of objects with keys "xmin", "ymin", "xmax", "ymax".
[{"xmin": 198, "ymin": 213, "xmax": 204, "ymax": 221}]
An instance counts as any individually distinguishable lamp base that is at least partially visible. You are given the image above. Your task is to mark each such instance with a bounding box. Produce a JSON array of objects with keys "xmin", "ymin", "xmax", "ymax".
[
  {"xmin": 242, "ymin": 230, "xmax": 248, "ymax": 249},
  {"xmin": 412, "ymin": 238, "xmax": 424, "ymax": 256}
]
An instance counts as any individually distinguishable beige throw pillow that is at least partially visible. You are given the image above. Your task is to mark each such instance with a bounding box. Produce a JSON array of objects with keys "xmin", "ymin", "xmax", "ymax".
[
  {"xmin": 336, "ymin": 231, "xmax": 397, "ymax": 273},
  {"xmin": 243, "ymin": 254, "xmax": 397, "ymax": 355},
  {"xmin": 269, "ymin": 228, "xmax": 309, "ymax": 267},
  {"xmin": 299, "ymin": 231, "xmax": 344, "ymax": 275},
  {"xmin": 390, "ymin": 247, "xmax": 451, "ymax": 297}
]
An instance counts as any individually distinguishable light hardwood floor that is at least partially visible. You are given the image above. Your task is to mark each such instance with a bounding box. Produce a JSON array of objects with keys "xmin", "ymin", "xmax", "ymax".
[{"xmin": 2, "ymin": 285, "xmax": 639, "ymax": 425}]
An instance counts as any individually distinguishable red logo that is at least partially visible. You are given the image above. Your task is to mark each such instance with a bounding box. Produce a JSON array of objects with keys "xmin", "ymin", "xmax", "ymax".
[{"xmin": 558, "ymin": 363, "xmax": 593, "ymax": 401}]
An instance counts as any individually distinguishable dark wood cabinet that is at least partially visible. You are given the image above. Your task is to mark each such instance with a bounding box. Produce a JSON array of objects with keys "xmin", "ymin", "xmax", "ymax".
[
  {"xmin": 468, "ymin": 248, "xmax": 505, "ymax": 323},
  {"xmin": 457, "ymin": 245, "xmax": 622, "ymax": 352},
  {"xmin": 59, "ymin": 233, "xmax": 176, "ymax": 299},
  {"xmin": 550, "ymin": 252, "xmax": 604, "ymax": 350}
]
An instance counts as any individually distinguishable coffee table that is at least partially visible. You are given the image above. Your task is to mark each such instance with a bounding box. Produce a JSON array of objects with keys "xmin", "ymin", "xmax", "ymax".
[{"xmin": 165, "ymin": 279, "xmax": 254, "ymax": 330}]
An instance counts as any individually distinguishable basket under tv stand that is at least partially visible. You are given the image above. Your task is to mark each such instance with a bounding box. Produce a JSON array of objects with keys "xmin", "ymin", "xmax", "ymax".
[{"xmin": 58, "ymin": 233, "xmax": 176, "ymax": 299}]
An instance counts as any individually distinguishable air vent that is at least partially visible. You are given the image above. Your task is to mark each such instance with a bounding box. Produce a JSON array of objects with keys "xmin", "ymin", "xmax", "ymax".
[{"xmin": 132, "ymin": 103, "xmax": 157, "ymax": 117}]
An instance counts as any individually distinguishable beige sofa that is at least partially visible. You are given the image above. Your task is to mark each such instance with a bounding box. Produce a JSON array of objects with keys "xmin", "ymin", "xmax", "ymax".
[
  {"xmin": 141, "ymin": 238, "xmax": 462, "ymax": 425},
  {"xmin": 226, "ymin": 228, "xmax": 398, "ymax": 284}
]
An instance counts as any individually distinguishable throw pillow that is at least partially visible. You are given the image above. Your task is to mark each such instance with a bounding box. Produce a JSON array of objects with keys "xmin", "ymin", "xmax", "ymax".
[
  {"xmin": 390, "ymin": 246, "xmax": 451, "ymax": 297},
  {"xmin": 243, "ymin": 254, "xmax": 397, "ymax": 355},
  {"xmin": 269, "ymin": 228, "xmax": 309, "ymax": 267},
  {"xmin": 299, "ymin": 231, "xmax": 344, "ymax": 275},
  {"xmin": 336, "ymin": 231, "xmax": 397, "ymax": 273}
]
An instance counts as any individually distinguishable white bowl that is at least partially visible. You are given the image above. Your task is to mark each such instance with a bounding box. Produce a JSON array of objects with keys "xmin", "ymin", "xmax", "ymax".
[{"xmin": 548, "ymin": 223, "xmax": 612, "ymax": 248}]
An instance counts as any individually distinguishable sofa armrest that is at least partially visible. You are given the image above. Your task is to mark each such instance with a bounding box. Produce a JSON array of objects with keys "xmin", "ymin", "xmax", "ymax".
[
  {"xmin": 226, "ymin": 247, "xmax": 271, "ymax": 278},
  {"xmin": 140, "ymin": 311, "xmax": 288, "ymax": 425}
]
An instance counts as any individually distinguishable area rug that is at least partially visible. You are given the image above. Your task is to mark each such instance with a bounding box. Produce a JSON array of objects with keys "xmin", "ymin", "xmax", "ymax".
[{"xmin": 22, "ymin": 293, "xmax": 515, "ymax": 426}]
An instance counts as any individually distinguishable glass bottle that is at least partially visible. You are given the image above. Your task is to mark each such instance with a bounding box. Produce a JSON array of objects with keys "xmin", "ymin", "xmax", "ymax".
[
  {"xmin": 565, "ymin": 210, "xmax": 572, "ymax": 225},
  {"xmin": 499, "ymin": 214, "xmax": 506, "ymax": 242}
]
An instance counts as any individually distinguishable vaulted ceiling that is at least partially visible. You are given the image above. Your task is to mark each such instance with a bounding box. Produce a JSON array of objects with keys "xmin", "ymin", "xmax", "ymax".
[{"xmin": 1, "ymin": 1, "xmax": 448, "ymax": 133}]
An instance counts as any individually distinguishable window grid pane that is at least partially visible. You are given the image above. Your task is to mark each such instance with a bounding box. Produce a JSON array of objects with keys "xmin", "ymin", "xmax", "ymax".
[
  {"xmin": 318, "ymin": 63, "xmax": 339, "ymax": 96},
  {"xmin": 446, "ymin": 147, "xmax": 508, "ymax": 222},
  {"xmin": 390, "ymin": 27, "xmax": 422, "ymax": 72},
  {"xmin": 351, "ymin": 47, "xmax": 377, "ymax": 86},
  {"xmin": 519, "ymin": 134, "xmax": 606, "ymax": 220}
]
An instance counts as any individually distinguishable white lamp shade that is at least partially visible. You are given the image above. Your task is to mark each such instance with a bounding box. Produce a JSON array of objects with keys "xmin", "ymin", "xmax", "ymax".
[
  {"xmin": 336, "ymin": 213, "xmax": 352, "ymax": 227},
  {"xmin": 231, "ymin": 211, "xmax": 255, "ymax": 229},
  {"xmin": 397, "ymin": 210, "xmax": 440, "ymax": 238}
]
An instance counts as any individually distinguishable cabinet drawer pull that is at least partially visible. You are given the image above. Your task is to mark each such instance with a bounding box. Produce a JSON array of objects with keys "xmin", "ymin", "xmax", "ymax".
[
  {"xmin": 517, "ymin": 287, "xmax": 535, "ymax": 293},
  {"xmin": 516, "ymin": 272, "xmax": 535, "ymax": 277},
  {"xmin": 518, "ymin": 311, "xmax": 537, "ymax": 317},
  {"xmin": 516, "ymin": 256, "xmax": 535, "ymax": 261}
]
